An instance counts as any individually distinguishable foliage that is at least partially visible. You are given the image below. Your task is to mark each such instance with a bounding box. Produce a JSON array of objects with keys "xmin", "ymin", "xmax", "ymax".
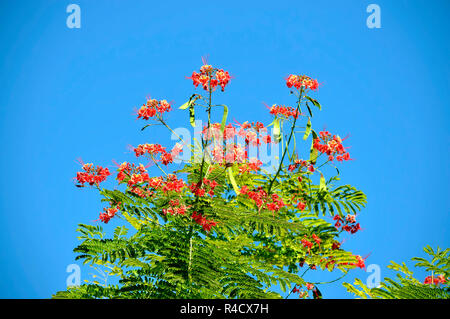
[
  {"xmin": 343, "ymin": 246, "xmax": 450, "ymax": 299},
  {"xmin": 54, "ymin": 61, "xmax": 367, "ymax": 299}
]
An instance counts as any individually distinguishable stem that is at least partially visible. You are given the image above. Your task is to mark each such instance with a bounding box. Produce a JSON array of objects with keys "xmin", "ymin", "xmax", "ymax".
[
  {"xmin": 188, "ymin": 73, "xmax": 214, "ymax": 289},
  {"xmin": 285, "ymin": 267, "xmax": 310, "ymax": 299},
  {"xmin": 268, "ymin": 88, "xmax": 304, "ymax": 194},
  {"xmin": 160, "ymin": 118, "xmax": 184, "ymax": 144},
  {"xmin": 310, "ymin": 271, "xmax": 348, "ymax": 285},
  {"xmin": 187, "ymin": 226, "xmax": 193, "ymax": 285},
  {"xmin": 150, "ymin": 155, "xmax": 168, "ymax": 177},
  {"xmin": 196, "ymin": 75, "xmax": 213, "ymax": 191}
]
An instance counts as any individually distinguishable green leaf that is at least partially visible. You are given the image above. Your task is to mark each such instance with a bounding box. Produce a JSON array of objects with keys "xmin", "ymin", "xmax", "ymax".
[
  {"xmin": 179, "ymin": 94, "xmax": 198, "ymax": 128},
  {"xmin": 306, "ymin": 96, "xmax": 321, "ymax": 110},
  {"xmin": 220, "ymin": 105, "xmax": 228, "ymax": 133},
  {"xmin": 179, "ymin": 101, "xmax": 190, "ymax": 110},
  {"xmin": 179, "ymin": 94, "xmax": 197, "ymax": 110},
  {"xmin": 273, "ymin": 118, "xmax": 282, "ymax": 143},
  {"xmin": 189, "ymin": 102, "xmax": 195, "ymax": 127},
  {"xmin": 309, "ymin": 130, "xmax": 318, "ymax": 164},
  {"xmin": 319, "ymin": 173, "xmax": 327, "ymax": 192},
  {"xmin": 305, "ymin": 102, "xmax": 314, "ymax": 117},
  {"xmin": 303, "ymin": 117, "xmax": 311, "ymax": 140},
  {"xmin": 227, "ymin": 167, "xmax": 240, "ymax": 194},
  {"xmin": 313, "ymin": 286, "xmax": 323, "ymax": 299}
]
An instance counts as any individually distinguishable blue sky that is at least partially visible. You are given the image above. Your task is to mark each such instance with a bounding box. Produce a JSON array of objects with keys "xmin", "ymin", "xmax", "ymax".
[{"xmin": 0, "ymin": 0, "xmax": 448, "ymax": 298}]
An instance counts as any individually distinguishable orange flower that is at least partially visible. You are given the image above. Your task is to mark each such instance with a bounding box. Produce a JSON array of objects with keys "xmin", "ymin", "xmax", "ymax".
[{"xmin": 286, "ymin": 74, "xmax": 319, "ymax": 91}]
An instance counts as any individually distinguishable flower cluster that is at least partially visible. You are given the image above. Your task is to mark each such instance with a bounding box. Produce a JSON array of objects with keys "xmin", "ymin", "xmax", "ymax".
[
  {"xmin": 286, "ymin": 74, "xmax": 319, "ymax": 91},
  {"xmin": 134, "ymin": 143, "xmax": 166, "ymax": 157},
  {"xmin": 201, "ymin": 121, "xmax": 273, "ymax": 148},
  {"xmin": 288, "ymin": 159, "xmax": 310, "ymax": 172},
  {"xmin": 292, "ymin": 284, "xmax": 314, "ymax": 298},
  {"xmin": 292, "ymin": 283, "xmax": 318, "ymax": 299},
  {"xmin": 339, "ymin": 254, "xmax": 366, "ymax": 269},
  {"xmin": 301, "ymin": 234, "xmax": 322, "ymax": 254},
  {"xmin": 134, "ymin": 143, "xmax": 183, "ymax": 165},
  {"xmin": 237, "ymin": 121, "xmax": 272, "ymax": 146},
  {"xmin": 116, "ymin": 162, "xmax": 186, "ymax": 198},
  {"xmin": 188, "ymin": 64, "xmax": 231, "ymax": 91},
  {"xmin": 189, "ymin": 178, "xmax": 219, "ymax": 197},
  {"xmin": 137, "ymin": 98, "xmax": 172, "ymax": 120},
  {"xmin": 333, "ymin": 214, "xmax": 361, "ymax": 234},
  {"xmin": 127, "ymin": 172, "xmax": 151, "ymax": 188},
  {"xmin": 162, "ymin": 199, "xmax": 191, "ymax": 216},
  {"xmin": 212, "ymin": 143, "xmax": 248, "ymax": 164},
  {"xmin": 99, "ymin": 204, "xmax": 120, "ymax": 224},
  {"xmin": 350, "ymin": 255, "xmax": 366, "ymax": 269},
  {"xmin": 192, "ymin": 211, "xmax": 217, "ymax": 232},
  {"xmin": 292, "ymin": 286, "xmax": 308, "ymax": 298},
  {"xmin": 313, "ymin": 131, "xmax": 350, "ymax": 162},
  {"xmin": 301, "ymin": 237, "xmax": 313, "ymax": 253},
  {"xmin": 239, "ymin": 158, "xmax": 263, "ymax": 174},
  {"xmin": 75, "ymin": 163, "xmax": 111, "ymax": 187},
  {"xmin": 240, "ymin": 186, "xmax": 286, "ymax": 214},
  {"xmin": 117, "ymin": 162, "xmax": 153, "ymax": 197},
  {"xmin": 424, "ymin": 275, "xmax": 447, "ymax": 285},
  {"xmin": 116, "ymin": 162, "xmax": 146, "ymax": 183},
  {"xmin": 332, "ymin": 241, "xmax": 341, "ymax": 250},
  {"xmin": 269, "ymin": 104, "xmax": 299, "ymax": 119},
  {"xmin": 296, "ymin": 201, "xmax": 307, "ymax": 211},
  {"xmin": 130, "ymin": 174, "xmax": 186, "ymax": 198}
]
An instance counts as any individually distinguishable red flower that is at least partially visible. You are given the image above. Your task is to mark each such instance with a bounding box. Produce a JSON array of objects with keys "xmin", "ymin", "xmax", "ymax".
[
  {"xmin": 301, "ymin": 236, "xmax": 313, "ymax": 254},
  {"xmin": 137, "ymin": 98, "xmax": 172, "ymax": 120},
  {"xmin": 98, "ymin": 205, "xmax": 120, "ymax": 224},
  {"xmin": 288, "ymin": 159, "xmax": 308, "ymax": 172},
  {"xmin": 297, "ymin": 201, "xmax": 306, "ymax": 211},
  {"xmin": 243, "ymin": 187, "xmax": 285, "ymax": 213},
  {"xmin": 240, "ymin": 185, "xmax": 249, "ymax": 195},
  {"xmin": 332, "ymin": 241, "xmax": 341, "ymax": 250},
  {"xmin": 239, "ymin": 158, "xmax": 263, "ymax": 174},
  {"xmin": 333, "ymin": 213, "xmax": 361, "ymax": 234},
  {"xmin": 312, "ymin": 234, "xmax": 321, "ymax": 247},
  {"xmin": 354, "ymin": 255, "xmax": 366, "ymax": 269},
  {"xmin": 216, "ymin": 69, "xmax": 231, "ymax": 91},
  {"xmin": 171, "ymin": 143, "xmax": 184, "ymax": 157},
  {"xmin": 314, "ymin": 132, "xmax": 351, "ymax": 162},
  {"xmin": 268, "ymin": 104, "xmax": 299, "ymax": 119},
  {"xmin": 424, "ymin": 275, "xmax": 447, "ymax": 285},
  {"xmin": 286, "ymin": 74, "xmax": 319, "ymax": 91},
  {"xmin": 75, "ymin": 162, "xmax": 110, "ymax": 187},
  {"xmin": 162, "ymin": 199, "xmax": 190, "ymax": 216},
  {"xmin": 134, "ymin": 143, "xmax": 179, "ymax": 166},
  {"xmin": 345, "ymin": 214, "xmax": 356, "ymax": 223},
  {"xmin": 189, "ymin": 178, "xmax": 219, "ymax": 198},
  {"xmin": 187, "ymin": 63, "xmax": 231, "ymax": 92},
  {"xmin": 191, "ymin": 211, "xmax": 217, "ymax": 232},
  {"xmin": 162, "ymin": 175, "xmax": 186, "ymax": 193},
  {"xmin": 160, "ymin": 152, "xmax": 174, "ymax": 165},
  {"xmin": 137, "ymin": 105, "xmax": 156, "ymax": 120}
]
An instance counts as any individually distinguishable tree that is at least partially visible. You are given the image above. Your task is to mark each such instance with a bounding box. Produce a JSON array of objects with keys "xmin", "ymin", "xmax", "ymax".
[
  {"xmin": 53, "ymin": 60, "xmax": 367, "ymax": 299},
  {"xmin": 344, "ymin": 246, "xmax": 449, "ymax": 299}
]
